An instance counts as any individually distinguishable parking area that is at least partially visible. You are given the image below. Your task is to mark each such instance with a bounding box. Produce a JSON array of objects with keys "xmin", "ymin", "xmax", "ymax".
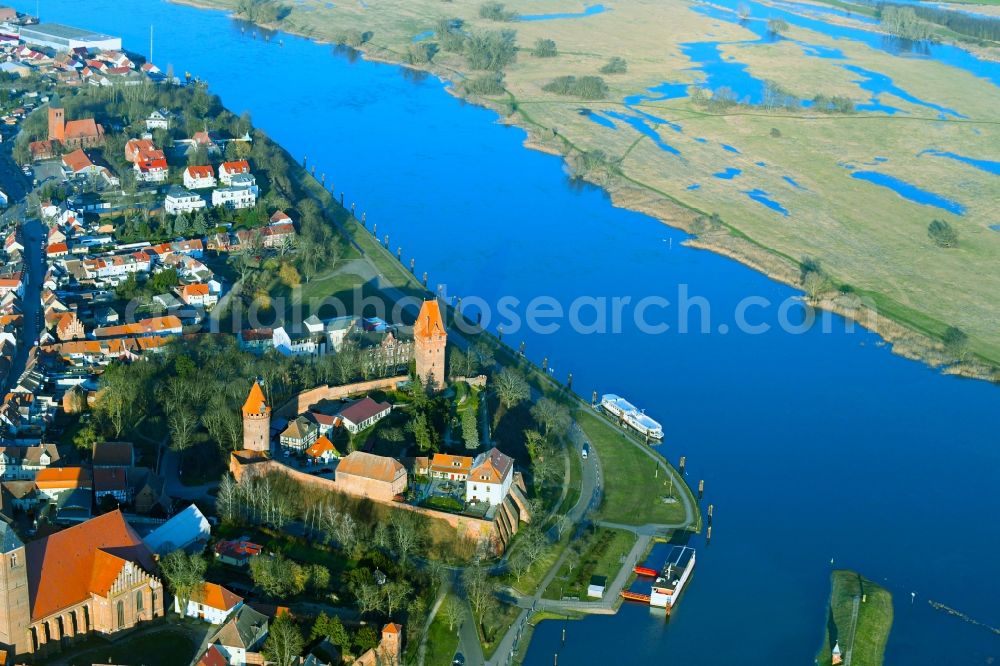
[{"xmin": 31, "ymin": 159, "xmax": 66, "ymax": 187}]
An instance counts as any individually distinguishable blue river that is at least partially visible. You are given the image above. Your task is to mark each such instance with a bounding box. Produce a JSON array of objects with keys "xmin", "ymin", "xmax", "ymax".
[{"xmin": 20, "ymin": 2, "xmax": 999, "ymax": 664}]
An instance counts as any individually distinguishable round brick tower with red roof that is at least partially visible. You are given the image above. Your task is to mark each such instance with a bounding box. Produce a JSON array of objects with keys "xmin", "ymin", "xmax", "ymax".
[{"xmin": 241, "ymin": 379, "xmax": 271, "ymax": 452}]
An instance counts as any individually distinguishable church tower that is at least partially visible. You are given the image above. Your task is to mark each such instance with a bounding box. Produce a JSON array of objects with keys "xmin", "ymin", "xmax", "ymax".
[
  {"xmin": 0, "ymin": 524, "xmax": 30, "ymax": 655},
  {"xmin": 241, "ymin": 379, "xmax": 271, "ymax": 452},
  {"xmin": 414, "ymin": 299, "xmax": 446, "ymax": 391},
  {"xmin": 48, "ymin": 106, "xmax": 64, "ymax": 143}
]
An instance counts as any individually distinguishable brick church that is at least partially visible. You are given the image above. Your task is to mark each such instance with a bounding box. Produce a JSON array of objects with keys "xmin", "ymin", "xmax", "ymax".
[
  {"xmin": 48, "ymin": 106, "xmax": 105, "ymax": 149},
  {"xmin": 0, "ymin": 511, "xmax": 164, "ymax": 656}
]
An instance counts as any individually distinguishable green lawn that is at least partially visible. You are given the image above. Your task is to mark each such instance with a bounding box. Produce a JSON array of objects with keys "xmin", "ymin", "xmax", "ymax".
[
  {"xmin": 575, "ymin": 409, "xmax": 692, "ymax": 527},
  {"xmin": 424, "ymin": 594, "xmax": 462, "ymax": 666},
  {"xmin": 816, "ymin": 570, "xmax": 894, "ymax": 666},
  {"xmin": 52, "ymin": 622, "xmax": 202, "ymax": 666},
  {"xmin": 542, "ymin": 527, "xmax": 636, "ymax": 600}
]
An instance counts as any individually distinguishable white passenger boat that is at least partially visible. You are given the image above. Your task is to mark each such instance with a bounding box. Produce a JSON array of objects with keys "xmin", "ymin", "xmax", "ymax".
[{"xmin": 600, "ymin": 394, "xmax": 663, "ymax": 439}]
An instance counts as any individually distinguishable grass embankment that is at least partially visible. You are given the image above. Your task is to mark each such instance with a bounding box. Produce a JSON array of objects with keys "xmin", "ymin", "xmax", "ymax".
[
  {"xmin": 542, "ymin": 527, "xmax": 636, "ymax": 600},
  {"xmin": 575, "ymin": 409, "xmax": 694, "ymax": 527},
  {"xmin": 817, "ymin": 570, "xmax": 894, "ymax": 666},
  {"xmin": 193, "ymin": 0, "xmax": 1000, "ymax": 374},
  {"xmin": 424, "ymin": 594, "xmax": 462, "ymax": 666}
]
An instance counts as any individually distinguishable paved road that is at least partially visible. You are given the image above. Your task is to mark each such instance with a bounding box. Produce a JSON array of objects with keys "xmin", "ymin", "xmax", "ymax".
[{"xmin": 7, "ymin": 212, "xmax": 42, "ymax": 391}]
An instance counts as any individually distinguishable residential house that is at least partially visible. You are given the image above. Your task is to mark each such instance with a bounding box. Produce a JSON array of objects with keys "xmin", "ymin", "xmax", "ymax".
[
  {"xmin": 430, "ymin": 453, "xmax": 473, "ymax": 482},
  {"xmin": 218, "ymin": 160, "xmax": 250, "ymax": 185},
  {"xmin": 0, "ymin": 443, "xmax": 61, "ymax": 480},
  {"xmin": 131, "ymin": 468, "xmax": 169, "ymax": 515},
  {"xmin": 304, "ymin": 435, "xmax": 339, "ymax": 464},
  {"xmin": 279, "ymin": 416, "xmax": 318, "ymax": 451},
  {"xmin": 92, "ymin": 441, "xmax": 134, "ymax": 468},
  {"xmin": 272, "ymin": 326, "xmax": 325, "ymax": 357},
  {"xmin": 183, "ymin": 164, "xmax": 217, "ymax": 189},
  {"xmin": 34, "ymin": 466, "xmax": 92, "ymax": 499},
  {"xmin": 338, "ymin": 397, "xmax": 392, "ymax": 434},
  {"xmin": 176, "ymin": 582, "xmax": 243, "ymax": 624},
  {"xmin": 165, "ymin": 186, "xmax": 207, "ymax": 215},
  {"xmin": 204, "ymin": 604, "xmax": 269, "ymax": 665},
  {"xmin": 94, "ymin": 466, "xmax": 129, "ymax": 503},
  {"xmin": 465, "ymin": 447, "xmax": 515, "ymax": 506},
  {"xmin": 214, "ymin": 539, "xmax": 263, "ymax": 567},
  {"xmin": 179, "ymin": 283, "xmax": 217, "ymax": 308},
  {"xmin": 211, "ymin": 176, "xmax": 257, "ymax": 210},
  {"xmin": 55, "ymin": 311, "xmax": 85, "ymax": 341},
  {"xmin": 93, "ymin": 315, "xmax": 182, "ymax": 339},
  {"xmin": 145, "ymin": 109, "xmax": 171, "ymax": 130}
]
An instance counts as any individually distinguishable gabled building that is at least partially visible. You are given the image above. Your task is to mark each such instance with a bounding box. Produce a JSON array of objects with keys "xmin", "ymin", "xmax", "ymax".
[
  {"xmin": 145, "ymin": 109, "xmax": 171, "ymax": 130},
  {"xmin": 430, "ymin": 453, "xmax": 473, "ymax": 481},
  {"xmin": 0, "ymin": 511, "xmax": 165, "ymax": 655},
  {"xmin": 338, "ymin": 397, "xmax": 392, "ymax": 434},
  {"xmin": 465, "ymin": 447, "xmax": 515, "ymax": 506},
  {"xmin": 279, "ymin": 416, "xmax": 318, "ymax": 451},
  {"xmin": 176, "ymin": 582, "xmax": 243, "ymax": 624},
  {"xmin": 335, "ymin": 451, "xmax": 407, "ymax": 502},
  {"xmin": 218, "ymin": 160, "xmax": 250, "ymax": 185},
  {"xmin": 204, "ymin": 604, "xmax": 268, "ymax": 665},
  {"xmin": 183, "ymin": 164, "xmax": 216, "ymax": 190}
]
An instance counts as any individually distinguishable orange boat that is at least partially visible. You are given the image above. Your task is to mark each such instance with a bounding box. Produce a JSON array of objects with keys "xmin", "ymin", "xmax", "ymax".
[{"xmin": 633, "ymin": 566, "xmax": 658, "ymax": 577}]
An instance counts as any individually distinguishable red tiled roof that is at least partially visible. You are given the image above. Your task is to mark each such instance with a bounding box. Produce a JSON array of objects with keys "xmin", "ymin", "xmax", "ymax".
[
  {"xmin": 185, "ymin": 165, "xmax": 214, "ymax": 178},
  {"xmin": 242, "ymin": 381, "xmax": 269, "ymax": 417},
  {"xmin": 414, "ymin": 300, "xmax": 445, "ymax": 340},
  {"xmin": 26, "ymin": 511, "xmax": 155, "ymax": 622}
]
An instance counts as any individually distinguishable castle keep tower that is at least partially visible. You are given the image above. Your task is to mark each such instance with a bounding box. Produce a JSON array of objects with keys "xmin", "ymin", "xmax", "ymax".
[
  {"xmin": 47, "ymin": 106, "xmax": 64, "ymax": 143},
  {"xmin": 241, "ymin": 379, "xmax": 271, "ymax": 452},
  {"xmin": 0, "ymin": 524, "xmax": 30, "ymax": 655},
  {"xmin": 414, "ymin": 299, "xmax": 447, "ymax": 391}
]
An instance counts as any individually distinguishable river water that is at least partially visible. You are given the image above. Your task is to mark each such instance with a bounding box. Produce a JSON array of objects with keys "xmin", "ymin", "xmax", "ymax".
[{"xmin": 19, "ymin": 1, "xmax": 1000, "ymax": 664}]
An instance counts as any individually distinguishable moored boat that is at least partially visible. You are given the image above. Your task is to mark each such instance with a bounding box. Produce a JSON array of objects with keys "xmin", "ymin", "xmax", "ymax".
[
  {"xmin": 649, "ymin": 545, "xmax": 696, "ymax": 612},
  {"xmin": 600, "ymin": 393, "xmax": 663, "ymax": 439}
]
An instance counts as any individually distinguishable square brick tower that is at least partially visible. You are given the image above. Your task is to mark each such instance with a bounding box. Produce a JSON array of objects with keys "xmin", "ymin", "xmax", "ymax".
[
  {"xmin": 0, "ymin": 524, "xmax": 30, "ymax": 655},
  {"xmin": 241, "ymin": 379, "xmax": 271, "ymax": 453},
  {"xmin": 48, "ymin": 106, "xmax": 65, "ymax": 143},
  {"xmin": 414, "ymin": 299, "xmax": 446, "ymax": 391}
]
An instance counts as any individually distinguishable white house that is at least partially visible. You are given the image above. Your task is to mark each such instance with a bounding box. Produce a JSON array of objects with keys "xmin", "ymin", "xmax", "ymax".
[
  {"xmin": 272, "ymin": 326, "xmax": 325, "ymax": 357},
  {"xmin": 175, "ymin": 581, "xmax": 243, "ymax": 624},
  {"xmin": 338, "ymin": 397, "xmax": 392, "ymax": 434},
  {"xmin": 218, "ymin": 159, "xmax": 250, "ymax": 185},
  {"xmin": 0, "ymin": 444, "xmax": 60, "ymax": 480},
  {"xmin": 465, "ymin": 447, "xmax": 515, "ymax": 506},
  {"xmin": 145, "ymin": 108, "xmax": 171, "ymax": 130},
  {"xmin": 212, "ymin": 184, "xmax": 257, "ymax": 210},
  {"xmin": 206, "ymin": 605, "xmax": 269, "ymax": 665},
  {"xmin": 134, "ymin": 158, "xmax": 168, "ymax": 183},
  {"xmin": 183, "ymin": 164, "xmax": 217, "ymax": 189},
  {"xmin": 165, "ymin": 186, "xmax": 207, "ymax": 215}
]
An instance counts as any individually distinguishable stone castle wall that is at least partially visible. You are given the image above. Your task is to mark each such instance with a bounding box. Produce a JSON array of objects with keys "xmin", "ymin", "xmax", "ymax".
[{"xmin": 275, "ymin": 376, "xmax": 409, "ymax": 418}]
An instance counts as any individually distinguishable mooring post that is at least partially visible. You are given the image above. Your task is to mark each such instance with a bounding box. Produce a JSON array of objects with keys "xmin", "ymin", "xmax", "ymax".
[
  {"xmin": 410, "ymin": 258, "xmax": 415, "ymax": 273},
  {"xmin": 397, "ymin": 246, "xmax": 402, "ymax": 260},
  {"xmin": 567, "ymin": 373, "xmax": 573, "ymax": 390},
  {"xmin": 679, "ymin": 456, "xmax": 686, "ymax": 475},
  {"xmin": 708, "ymin": 504, "xmax": 714, "ymax": 524},
  {"xmin": 422, "ymin": 271, "xmax": 428, "ymax": 286},
  {"xmin": 706, "ymin": 525, "xmax": 712, "ymax": 543},
  {"xmin": 698, "ymin": 479, "xmax": 704, "ymax": 499},
  {"xmin": 519, "ymin": 341, "xmax": 525, "ymax": 356},
  {"xmin": 542, "ymin": 357, "xmax": 548, "ymax": 373},
  {"xmin": 591, "ymin": 390, "xmax": 597, "ymax": 405}
]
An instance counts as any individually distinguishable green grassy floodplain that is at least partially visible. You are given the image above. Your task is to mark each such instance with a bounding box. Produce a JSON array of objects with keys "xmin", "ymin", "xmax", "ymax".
[
  {"xmin": 190, "ymin": 0, "xmax": 1000, "ymax": 373},
  {"xmin": 817, "ymin": 570, "xmax": 894, "ymax": 666},
  {"xmin": 542, "ymin": 526, "xmax": 636, "ymax": 600}
]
